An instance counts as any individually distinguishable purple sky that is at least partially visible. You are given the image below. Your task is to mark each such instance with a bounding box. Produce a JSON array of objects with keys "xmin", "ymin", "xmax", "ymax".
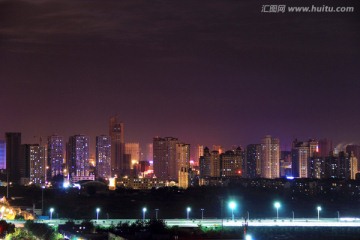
[{"xmin": 1, "ymin": 0, "xmax": 359, "ymax": 153}]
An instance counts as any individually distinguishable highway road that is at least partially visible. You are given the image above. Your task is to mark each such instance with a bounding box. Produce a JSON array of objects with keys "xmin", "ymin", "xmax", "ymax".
[{"xmin": 8, "ymin": 217, "xmax": 360, "ymax": 228}]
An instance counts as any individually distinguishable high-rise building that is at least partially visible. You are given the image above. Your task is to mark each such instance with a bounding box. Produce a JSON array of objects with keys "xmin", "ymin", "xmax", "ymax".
[
  {"xmin": 176, "ymin": 143, "xmax": 190, "ymax": 172},
  {"xmin": 280, "ymin": 151, "xmax": 292, "ymax": 177},
  {"xmin": 0, "ymin": 140, "xmax": 6, "ymax": 170},
  {"xmin": 245, "ymin": 144, "xmax": 261, "ymax": 178},
  {"xmin": 210, "ymin": 150, "xmax": 220, "ymax": 177},
  {"xmin": 338, "ymin": 151, "xmax": 350, "ymax": 179},
  {"xmin": 350, "ymin": 152, "xmax": 358, "ymax": 180},
  {"xmin": 324, "ymin": 151, "xmax": 350, "ymax": 179},
  {"xmin": 260, "ymin": 135, "xmax": 280, "ymax": 179},
  {"xmin": 109, "ymin": 116, "xmax": 125, "ymax": 177},
  {"xmin": 220, "ymin": 148, "xmax": 242, "ymax": 177},
  {"xmin": 47, "ymin": 135, "xmax": 64, "ymax": 178},
  {"xmin": 5, "ymin": 132, "xmax": 23, "ymax": 184},
  {"xmin": 21, "ymin": 144, "xmax": 38, "ymax": 183},
  {"xmin": 153, "ymin": 137, "xmax": 178, "ymax": 180},
  {"xmin": 194, "ymin": 145, "xmax": 204, "ymax": 167},
  {"xmin": 125, "ymin": 143, "xmax": 140, "ymax": 170},
  {"xmin": 346, "ymin": 145, "xmax": 360, "ymax": 171},
  {"xmin": 96, "ymin": 135, "xmax": 111, "ymax": 179},
  {"xmin": 67, "ymin": 135, "xmax": 90, "ymax": 177},
  {"xmin": 29, "ymin": 145, "xmax": 46, "ymax": 186},
  {"xmin": 176, "ymin": 143, "xmax": 190, "ymax": 188},
  {"xmin": 291, "ymin": 139, "xmax": 318, "ymax": 178},
  {"xmin": 308, "ymin": 153, "xmax": 325, "ymax": 179},
  {"xmin": 199, "ymin": 147, "xmax": 211, "ymax": 178}
]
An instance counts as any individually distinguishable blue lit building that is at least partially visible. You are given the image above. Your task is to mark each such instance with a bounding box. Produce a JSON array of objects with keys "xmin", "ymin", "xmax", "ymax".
[
  {"xmin": 67, "ymin": 135, "xmax": 90, "ymax": 177},
  {"xmin": 29, "ymin": 145, "xmax": 46, "ymax": 186},
  {"xmin": 96, "ymin": 135, "xmax": 111, "ymax": 179},
  {"xmin": 0, "ymin": 140, "xmax": 6, "ymax": 170},
  {"xmin": 47, "ymin": 135, "xmax": 64, "ymax": 178}
]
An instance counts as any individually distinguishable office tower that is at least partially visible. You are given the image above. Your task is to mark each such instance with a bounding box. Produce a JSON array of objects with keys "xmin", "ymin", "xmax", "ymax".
[
  {"xmin": 350, "ymin": 152, "xmax": 358, "ymax": 180},
  {"xmin": 346, "ymin": 145, "xmax": 360, "ymax": 171},
  {"xmin": 291, "ymin": 139, "xmax": 318, "ymax": 178},
  {"xmin": 153, "ymin": 137, "xmax": 178, "ymax": 180},
  {"xmin": 220, "ymin": 147, "xmax": 242, "ymax": 177},
  {"xmin": 47, "ymin": 135, "xmax": 64, "ymax": 178},
  {"xmin": 318, "ymin": 139, "xmax": 333, "ymax": 158},
  {"xmin": 96, "ymin": 135, "xmax": 111, "ymax": 179},
  {"xmin": 68, "ymin": 135, "xmax": 90, "ymax": 177},
  {"xmin": 260, "ymin": 135, "xmax": 280, "ymax": 179},
  {"xmin": 0, "ymin": 140, "xmax": 6, "ymax": 169},
  {"xmin": 125, "ymin": 143, "xmax": 140, "ymax": 170},
  {"xmin": 245, "ymin": 144, "xmax": 261, "ymax": 178},
  {"xmin": 199, "ymin": 147, "xmax": 211, "ymax": 178},
  {"xmin": 29, "ymin": 145, "xmax": 46, "ymax": 186},
  {"xmin": 109, "ymin": 115, "xmax": 125, "ymax": 177},
  {"xmin": 5, "ymin": 132, "xmax": 23, "ymax": 184}
]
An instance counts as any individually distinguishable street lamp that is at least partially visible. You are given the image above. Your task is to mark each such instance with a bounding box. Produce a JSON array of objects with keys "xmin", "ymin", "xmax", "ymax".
[
  {"xmin": 155, "ymin": 209, "xmax": 159, "ymax": 220},
  {"xmin": 201, "ymin": 208, "xmax": 204, "ymax": 220},
  {"xmin": 49, "ymin": 208, "xmax": 54, "ymax": 220},
  {"xmin": 41, "ymin": 186, "xmax": 45, "ymax": 215},
  {"xmin": 317, "ymin": 206, "xmax": 321, "ymax": 221},
  {"xmin": 229, "ymin": 201, "xmax": 236, "ymax": 221},
  {"xmin": 96, "ymin": 208, "xmax": 100, "ymax": 221},
  {"xmin": 186, "ymin": 207, "xmax": 191, "ymax": 220},
  {"xmin": 274, "ymin": 202, "xmax": 281, "ymax": 220},
  {"xmin": 142, "ymin": 207, "xmax": 147, "ymax": 221},
  {"xmin": 245, "ymin": 234, "xmax": 252, "ymax": 240}
]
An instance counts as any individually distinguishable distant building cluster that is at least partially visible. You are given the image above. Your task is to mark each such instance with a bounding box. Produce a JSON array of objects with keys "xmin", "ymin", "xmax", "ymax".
[{"xmin": 0, "ymin": 118, "xmax": 359, "ymax": 189}]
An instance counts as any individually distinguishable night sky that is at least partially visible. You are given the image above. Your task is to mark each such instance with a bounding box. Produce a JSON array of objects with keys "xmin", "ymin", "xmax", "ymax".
[{"xmin": 1, "ymin": 0, "xmax": 359, "ymax": 153}]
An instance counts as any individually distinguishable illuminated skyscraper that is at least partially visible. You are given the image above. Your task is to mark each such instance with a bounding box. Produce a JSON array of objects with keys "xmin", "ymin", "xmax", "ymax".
[
  {"xmin": 47, "ymin": 135, "xmax": 64, "ymax": 178},
  {"xmin": 5, "ymin": 132, "xmax": 23, "ymax": 184},
  {"xmin": 68, "ymin": 135, "xmax": 90, "ymax": 177},
  {"xmin": 176, "ymin": 143, "xmax": 190, "ymax": 188},
  {"xmin": 350, "ymin": 152, "xmax": 358, "ymax": 180},
  {"xmin": 260, "ymin": 135, "xmax": 280, "ymax": 179},
  {"xmin": 0, "ymin": 140, "xmax": 6, "ymax": 170},
  {"xmin": 153, "ymin": 137, "xmax": 178, "ymax": 180},
  {"xmin": 291, "ymin": 139, "xmax": 318, "ymax": 178},
  {"xmin": 125, "ymin": 143, "xmax": 140, "ymax": 169},
  {"xmin": 194, "ymin": 145, "xmax": 204, "ymax": 166},
  {"xmin": 96, "ymin": 135, "xmax": 111, "ymax": 179},
  {"xmin": 346, "ymin": 145, "xmax": 360, "ymax": 171},
  {"xmin": 29, "ymin": 145, "xmax": 46, "ymax": 186},
  {"xmin": 210, "ymin": 150, "xmax": 220, "ymax": 177},
  {"xmin": 109, "ymin": 116, "xmax": 125, "ymax": 176}
]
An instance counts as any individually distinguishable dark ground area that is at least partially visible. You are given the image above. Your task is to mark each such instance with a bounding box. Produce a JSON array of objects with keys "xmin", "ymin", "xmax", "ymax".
[{"xmin": 1, "ymin": 182, "xmax": 360, "ymax": 221}]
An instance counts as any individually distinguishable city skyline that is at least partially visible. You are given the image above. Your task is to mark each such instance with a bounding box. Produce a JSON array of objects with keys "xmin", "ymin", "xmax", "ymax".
[{"xmin": 1, "ymin": 0, "xmax": 359, "ymax": 152}]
